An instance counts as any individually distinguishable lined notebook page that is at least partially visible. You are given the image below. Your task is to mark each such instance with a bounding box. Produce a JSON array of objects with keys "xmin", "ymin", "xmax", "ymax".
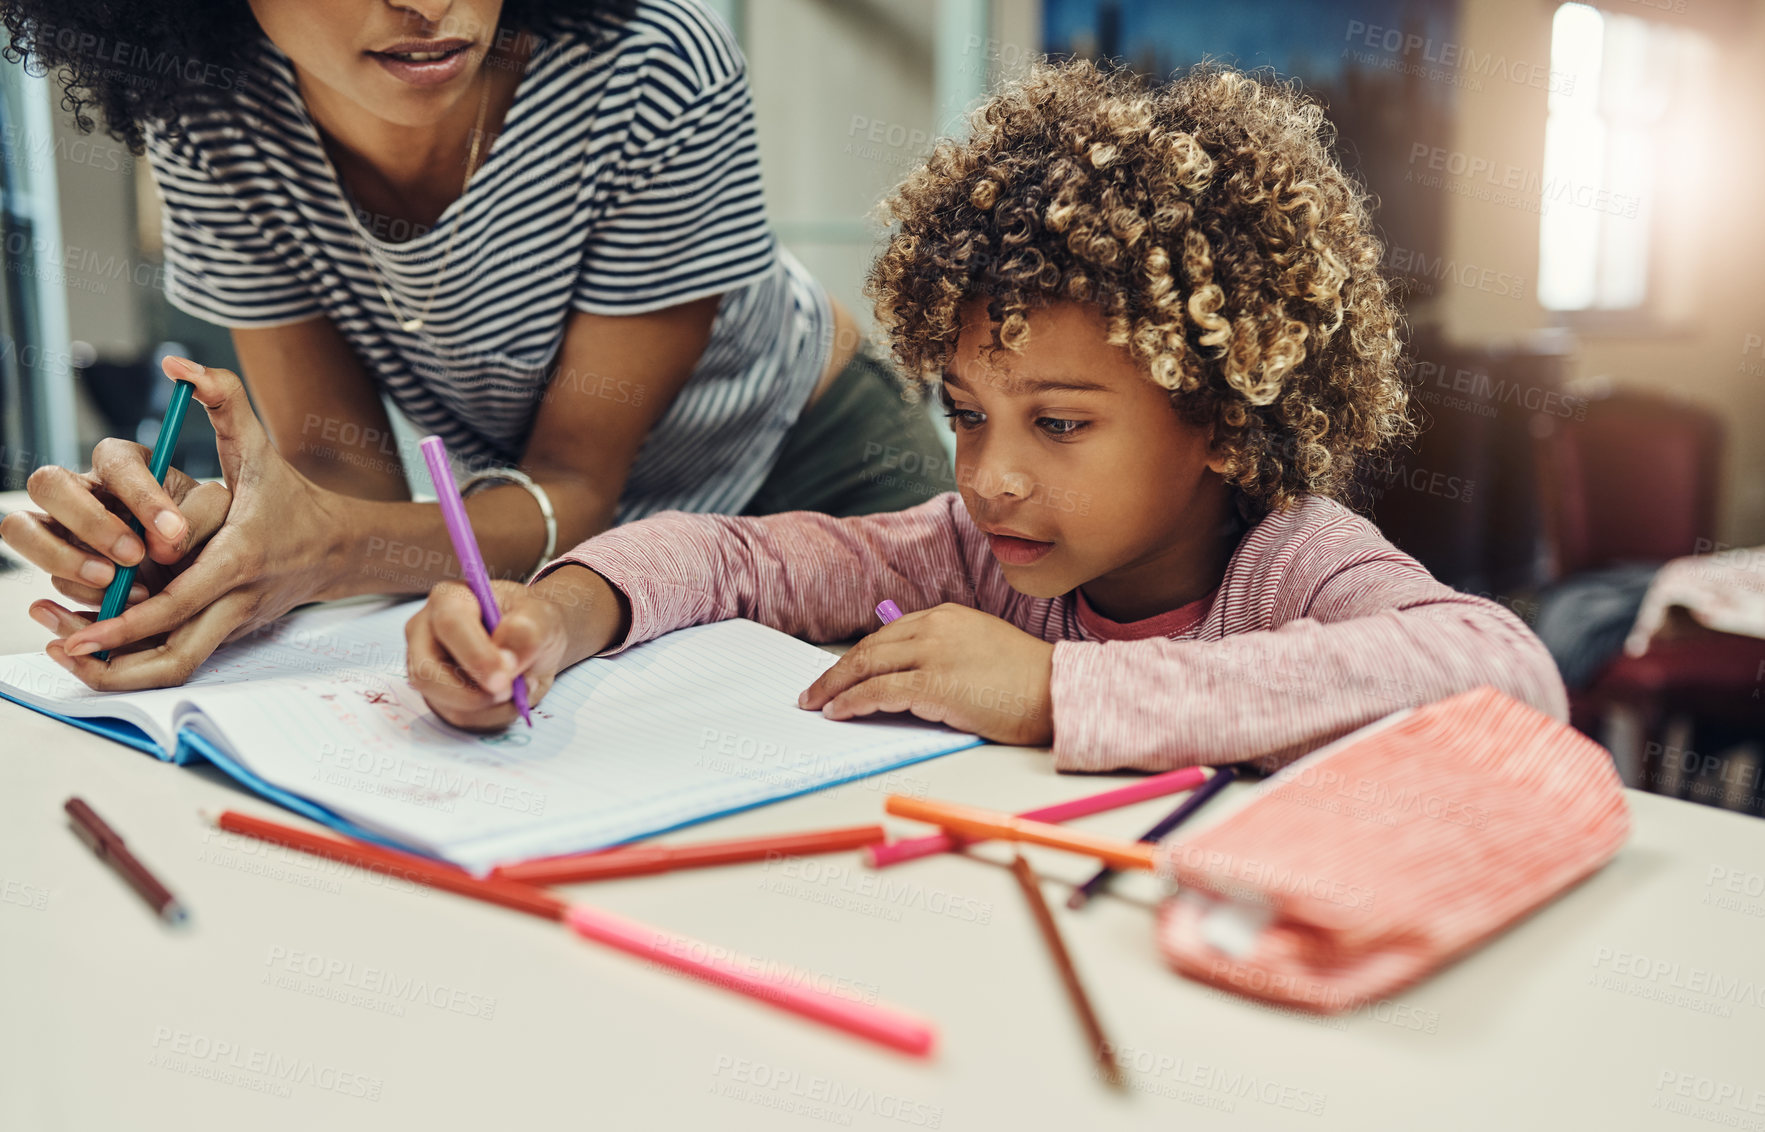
[
  {"xmin": 0, "ymin": 651, "xmax": 187, "ymax": 750},
  {"xmin": 0, "ymin": 599, "xmax": 410, "ymax": 753},
  {"xmin": 169, "ymin": 604, "xmax": 980, "ymax": 871}
]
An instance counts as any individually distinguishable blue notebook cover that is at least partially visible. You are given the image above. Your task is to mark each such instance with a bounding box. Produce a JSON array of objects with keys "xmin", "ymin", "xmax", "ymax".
[
  {"xmin": 1, "ymin": 686, "xmax": 984, "ymax": 867},
  {"xmin": 0, "ymin": 689, "xmax": 414, "ymax": 853}
]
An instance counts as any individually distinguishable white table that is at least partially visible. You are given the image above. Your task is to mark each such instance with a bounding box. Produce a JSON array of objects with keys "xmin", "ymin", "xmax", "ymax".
[{"xmin": 2, "ymin": 490, "xmax": 1761, "ymax": 1131}]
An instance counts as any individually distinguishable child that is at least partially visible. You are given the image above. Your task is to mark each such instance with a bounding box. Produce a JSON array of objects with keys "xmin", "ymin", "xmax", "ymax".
[{"xmin": 404, "ymin": 60, "xmax": 1566, "ymax": 773}]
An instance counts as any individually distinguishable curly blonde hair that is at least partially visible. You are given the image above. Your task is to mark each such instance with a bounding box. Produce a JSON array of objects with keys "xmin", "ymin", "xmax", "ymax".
[{"xmin": 866, "ymin": 59, "xmax": 1410, "ymax": 509}]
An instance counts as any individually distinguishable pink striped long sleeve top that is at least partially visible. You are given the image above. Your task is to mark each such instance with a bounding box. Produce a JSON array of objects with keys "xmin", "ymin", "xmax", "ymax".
[{"xmin": 539, "ymin": 492, "xmax": 1569, "ymax": 774}]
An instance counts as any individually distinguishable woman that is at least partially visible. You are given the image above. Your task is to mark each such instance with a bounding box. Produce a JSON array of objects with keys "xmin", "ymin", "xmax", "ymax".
[{"xmin": 0, "ymin": 0, "xmax": 952, "ymax": 689}]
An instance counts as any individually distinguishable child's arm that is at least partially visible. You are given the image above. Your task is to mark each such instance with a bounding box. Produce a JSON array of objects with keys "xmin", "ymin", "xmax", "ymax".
[
  {"xmin": 1047, "ymin": 563, "xmax": 1568, "ymax": 774},
  {"xmin": 406, "ymin": 494, "xmax": 993, "ymax": 730},
  {"xmin": 533, "ymin": 492, "xmax": 997, "ymax": 655}
]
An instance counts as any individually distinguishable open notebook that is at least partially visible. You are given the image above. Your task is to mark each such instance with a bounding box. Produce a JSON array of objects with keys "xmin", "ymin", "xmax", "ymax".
[{"xmin": 0, "ymin": 600, "xmax": 982, "ymax": 873}]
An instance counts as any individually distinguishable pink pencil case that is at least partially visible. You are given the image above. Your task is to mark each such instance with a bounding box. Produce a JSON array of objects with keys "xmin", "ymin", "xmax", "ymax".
[{"xmin": 1155, "ymin": 686, "xmax": 1630, "ymax": 1012}]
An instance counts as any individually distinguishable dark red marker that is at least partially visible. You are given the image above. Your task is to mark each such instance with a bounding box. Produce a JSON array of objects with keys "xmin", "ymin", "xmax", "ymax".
[{"xmin": 64, "ymin": 797, "xmax": 189, "ymax": 925}]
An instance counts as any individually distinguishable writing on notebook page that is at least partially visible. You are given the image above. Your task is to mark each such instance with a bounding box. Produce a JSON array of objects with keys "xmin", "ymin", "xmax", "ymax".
[{"xmin": 0, "ymin": 601, "xmax": 983, "ymax": 872}]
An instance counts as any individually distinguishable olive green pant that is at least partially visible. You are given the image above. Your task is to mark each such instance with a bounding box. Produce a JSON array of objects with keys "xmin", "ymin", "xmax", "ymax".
[{"xmin": 743, "ymin": 347, "xmax": 956, "ymax": 517}]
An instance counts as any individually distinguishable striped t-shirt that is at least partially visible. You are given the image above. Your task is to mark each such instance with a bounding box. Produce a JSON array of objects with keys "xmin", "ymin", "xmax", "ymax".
[
  {"xmin": 145, "ymin": 0, "xmax": 830, "ymax": 521},
  {"xmin": 540, "ymin": 491, "xmax": 1571, "ymax": 773}
]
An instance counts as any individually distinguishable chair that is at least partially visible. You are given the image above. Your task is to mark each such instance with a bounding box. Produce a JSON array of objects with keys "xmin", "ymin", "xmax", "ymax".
[
  {"xmin": 1534, "ymin": 391, "xmax": 1723, "ymax": 578},
  {"xmin": 1360, "ymin": 328, "xmax": 1570, "ymax": 596},
  {"xmin": 1534, "ymin": 389, "xmax": 1762, "ymax": 802}
]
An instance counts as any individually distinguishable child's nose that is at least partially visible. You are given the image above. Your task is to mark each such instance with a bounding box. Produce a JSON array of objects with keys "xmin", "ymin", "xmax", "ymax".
[{"xmin": 965, "ymin": 455, "xmax": 1034, "ymax": 500}]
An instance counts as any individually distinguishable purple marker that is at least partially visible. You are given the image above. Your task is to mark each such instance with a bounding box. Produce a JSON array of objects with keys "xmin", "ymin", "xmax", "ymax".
[
  {"xmin": 419, "ymin": 436, "xmax": 533, "ymax": 727},
  {"xmin": 875, "ymin": 600, "xmax": 903, "ymax": 625}
]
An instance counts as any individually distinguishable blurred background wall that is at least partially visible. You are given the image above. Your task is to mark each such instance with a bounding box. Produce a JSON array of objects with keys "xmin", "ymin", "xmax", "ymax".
[{"xmin": 744, "ymin": 0, "xmax": 1762, "ymax": 553}]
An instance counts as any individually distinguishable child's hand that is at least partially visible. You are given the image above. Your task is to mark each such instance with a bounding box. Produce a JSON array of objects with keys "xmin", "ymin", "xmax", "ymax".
[
  {"xmin": 405, "ymin": 579, "xmax": 569, "ymax": 731},
  {"xmin": 798, "ymin": 604, "xmax": 1055, "ymax": 746}
]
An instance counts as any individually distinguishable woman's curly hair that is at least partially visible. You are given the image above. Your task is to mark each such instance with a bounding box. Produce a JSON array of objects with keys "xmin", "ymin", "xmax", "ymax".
[
  {"xmin": 866, "ymin": 58, "xmax": 1410, "ymax": 510},
  {"xmin": 0, "ymin": 0, "xmax": 635, "ymax": 153}
]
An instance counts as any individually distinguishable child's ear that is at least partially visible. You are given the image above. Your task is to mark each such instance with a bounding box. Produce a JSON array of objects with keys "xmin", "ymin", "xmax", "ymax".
[{"xmin": 1204, "ymin": 431, "xmax": 1231, "ymax": 476}]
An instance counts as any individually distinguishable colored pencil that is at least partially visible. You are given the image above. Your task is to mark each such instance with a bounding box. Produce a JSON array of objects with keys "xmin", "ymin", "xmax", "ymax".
[
  {"xmin": 491, "ymin": 824, "xmax": 886, "ymax": 884},
  {"xmin": 1010, "ymin": 853, "xmax": 1122, "ymax": 1089},
  {"xmin": 209, "ymin": 810, "xmax": 936, "ymax": 1056},
  {"xmin": 95, "ymin": 379, "xmax": 194, "ymax": 661},
  {"xmin": 868, "ymin": 767, "xmax": 1208, "ymax": 868},
  {"xmin": 883, "ymin": 796, "xmax": 1157, "ymax": 871},
  {"xmin": 563, "ymin": 904, "xmax": 936, "ymax": 1056},
  {"xmin": 212, "ymin": 809, "xmax": 566, "ymax": 918},
  {"xmin": 418, "ymin": 435, "xmax": 532, "ymax": 726},
  {"xmin": 1068, "ymin": 765, "xmax": 1239, "ymax": 909}
]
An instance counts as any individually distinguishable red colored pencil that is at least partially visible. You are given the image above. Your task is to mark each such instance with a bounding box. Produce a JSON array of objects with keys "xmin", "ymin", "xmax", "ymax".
[
  {"xmin": 209, "ymin": 809, "xmax": 937, "ymax": 1056},
  {"xmin": 210, "ymin": 810, "xmax": 566, "ymax": 919},
  {"xmin": 491, "ymin": 824, "xmax": 886, "ymax": 885}
]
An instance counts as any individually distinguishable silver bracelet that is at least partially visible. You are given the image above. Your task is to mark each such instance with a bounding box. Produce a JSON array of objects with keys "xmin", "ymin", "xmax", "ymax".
[{"xmin": 458, "ymin": 468, "xmax": 558, "ymax": 582}]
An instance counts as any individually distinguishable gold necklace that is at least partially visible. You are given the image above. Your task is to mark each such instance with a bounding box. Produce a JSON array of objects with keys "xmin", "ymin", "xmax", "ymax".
[{"xmin": 367, "ymin": 77, "xmax": 492, "ymax": 334}]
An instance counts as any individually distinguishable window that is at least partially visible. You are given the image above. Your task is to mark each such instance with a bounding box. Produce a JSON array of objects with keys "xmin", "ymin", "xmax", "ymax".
[{"xmin": 1538, "ymin": 3, "xmax": 1710, "ymax": 312}]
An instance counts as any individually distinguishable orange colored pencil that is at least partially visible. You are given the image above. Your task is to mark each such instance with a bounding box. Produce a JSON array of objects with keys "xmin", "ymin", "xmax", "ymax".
[
  {"xmin": 211, "ymin": 810, "xmax": 567, "ymax": 919},
  {"xmin": 884, "ymin": 796, "xmax": 1157, "ymax": 872}
]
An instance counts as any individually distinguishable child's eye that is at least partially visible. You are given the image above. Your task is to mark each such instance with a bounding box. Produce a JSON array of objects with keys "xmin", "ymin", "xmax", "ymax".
[
  {"xmin": 1037, "ymin": 417, "xmax": 1088, "ymax": 438},
  {"xmin": 939, "ymin": 391, "xmax": 985, "ymax": 430}
]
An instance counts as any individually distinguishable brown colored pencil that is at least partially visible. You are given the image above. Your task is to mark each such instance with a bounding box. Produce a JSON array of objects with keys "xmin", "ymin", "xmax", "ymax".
[{"xmin": 1009, "ymin": 852, "xmax": 1124, "ymax": 1089}]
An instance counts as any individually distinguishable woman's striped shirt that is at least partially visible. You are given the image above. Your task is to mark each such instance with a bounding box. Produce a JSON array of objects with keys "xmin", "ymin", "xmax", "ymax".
[{"xmin": 145, "ymin": 0, "xmax": 830, "ymax": 521}]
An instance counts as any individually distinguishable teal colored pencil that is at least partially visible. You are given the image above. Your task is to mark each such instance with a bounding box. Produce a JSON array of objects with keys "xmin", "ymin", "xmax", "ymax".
[{"xmin": 95, "ymin": 380, "xmax": 196, "ymax": 662}]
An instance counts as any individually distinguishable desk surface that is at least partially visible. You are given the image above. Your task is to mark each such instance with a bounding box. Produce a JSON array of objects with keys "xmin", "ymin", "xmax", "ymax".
[{"xmin": 2, "ymin": 492, "xmax": 1761, "ymax": 1132}]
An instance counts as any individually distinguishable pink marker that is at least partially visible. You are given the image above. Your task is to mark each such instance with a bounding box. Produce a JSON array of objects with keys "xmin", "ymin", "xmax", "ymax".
[
  {"xmin": 867, "ymin": 765, "xmax": 1210, "ymax": 868},
  {"xmin": 419, "ymin": 435, "xmax": 532, "ymax": 726},
  {"xmin": 563, "ymin": 904, "xmax": 936, "ymax": 1056},
  {"xmin": 876, "ymin": 599, "xmax": 903, "ymax": 624}
]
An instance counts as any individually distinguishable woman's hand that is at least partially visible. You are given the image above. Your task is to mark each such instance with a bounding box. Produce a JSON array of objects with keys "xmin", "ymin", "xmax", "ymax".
[
  {"xmin": 18, "ymin": 356, "xmax": 350, "ymax": 690},
  {"xmin": 798, "ymin": 603, "xmax": 1056, "ymax": 746},
  {"xmin": 3, "ymin": 445, "xmax": 233, "ymax": 635}
]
